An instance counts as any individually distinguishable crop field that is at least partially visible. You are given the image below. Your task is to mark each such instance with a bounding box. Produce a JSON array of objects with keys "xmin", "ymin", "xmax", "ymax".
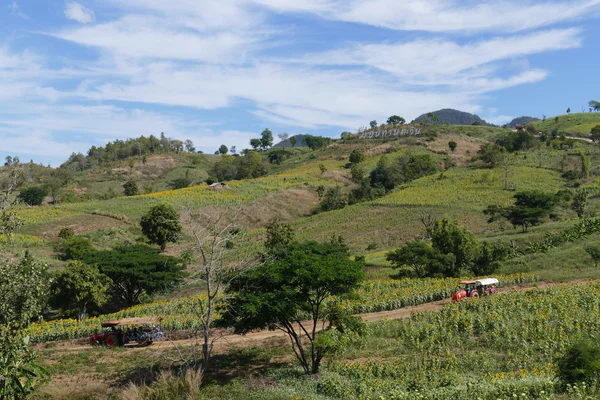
[
  {"xmin": 26, "ymin": 273, "xmax": 536, "ymax": 343},
  {"xmin": 320, "ymin": 281, "xmax": 600, "ymax": 400},
  {"xmin": 15, "ymin": 207, "xmax": 85, "ymax": 225}
]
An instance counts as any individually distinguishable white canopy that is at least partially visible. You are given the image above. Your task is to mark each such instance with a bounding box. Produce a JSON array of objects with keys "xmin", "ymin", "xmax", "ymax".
[{"xmin": 476, "ymin": 278, "xmax": 499, "ymax": 286}]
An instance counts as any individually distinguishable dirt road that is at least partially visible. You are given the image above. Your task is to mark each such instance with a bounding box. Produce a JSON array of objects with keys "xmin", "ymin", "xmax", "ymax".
[{"xmin": 42, "ymin": 281, "xmax": 559, "ymax": 353}]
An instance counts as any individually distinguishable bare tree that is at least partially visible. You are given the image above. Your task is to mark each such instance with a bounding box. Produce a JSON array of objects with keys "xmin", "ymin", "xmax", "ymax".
[
  {"xmin": 0, "ymin": 163, "xmax": 24, "ymax": 244},
  {"xmin": 418, "ymin": 210, "xmax": 437, "ymax": 239},
  {"xmin": 278, "ymin": 133, "xmax": 290, "ymax": 143},
  {"xmin": 500, "ymin": 151, "xmax": 513, "ymax": 190},
  {"xmin": 176, "ymin": 205, "xmax": 259, "ymax": 377}
]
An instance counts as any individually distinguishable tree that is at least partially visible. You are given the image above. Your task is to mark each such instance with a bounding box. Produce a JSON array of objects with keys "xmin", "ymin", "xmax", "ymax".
[
  {"xmin": 567, "ymin": 107, "xmax": 571, "ymax": 114},
  {"xmin": 140, "ymin": 204, "xmax": 182, "ymax": 251},
  {"xmin": 431, "ymin": 218, "xmax": 479, "ymax": 274},
  {"xmin": 591, "ymin": 125, "xmax": 600, "ymax": 146},
  {"xmin": 304, "ymin": 135, "xmax": 331, "ymax": 150},
  {"xmin": 349, "ymin": 149, "xmax": 365, "ymax": 164},
  {"xmin": 179, "ymin": 206, "xmax": 257, "ymax": 375},
  {"xmin": 484, "ymin": 191, "xmax": 556, "ymax": 232},
  {"xmin": 60, "ymin": 237, "xmax": 94, "ymax": 261},
  {"xmin": 168, "ymin": 176, "xmax": 192, "ymax": 190},
  {"xmin": 386, "ymin": 115, "xmax": 406, "ymax": 125},
  {"xmin": 43, "ymin": 167, "xmax": 73, "ymax": 203},
  {"xmin": 386, "ymin": 240, "xmax": 455, "ymax": 278},
  {"xmin": 123, "ymin": 180, "xmax": 138, "ymax": 196},
  {"xmin": 260, "ymin": 128, "xmax": 273, "ymax": 150},
  {"xmin": 0, "ymin": 166, "xmax": 24, "ymax": 244},
  {"xmin": 278, "ymin": 133, "xmax": 290, "ymax": 143},
  {"xmin": 264, "ymin": 219, "xmax": 296, "ymax": 255},
  {"xmin": 572, "ymin": 190, "xmax": 589, "ymax": 219},
  {"xmin": 184, "ymin": 139, "xmax": 196, "ymax": 153},
  {"xmin": 218, "ymin": 145, "xmax": 228, "ymax": 155},
  {"xmin": 84, "ymin": 245, "xmax": 185, "ymax": 306},
  {"xmin": 584, "ymin": 244, "xmax": 600, "ymax": 268},
  {"xmin": 249, "ymin": 138, "xmax": 262, "ymax": 151},
  {"xmin": 588, "ymin": 100, "xmax": 600, "ymax": 112},
  {"xmin": 17, "ymin": 186, "xmax": 46, "ymax": 206},
  {"xmin": 220, "ymin": 241, "xmax": 364, "ymax": 374},
  {"xmin": 318, "ymin": 186, "xmax": 347, "ymax": 212},
  {"xmin": 58, "ymin": 227, "xmax": 75, "ymax": 240},
  {"xmin": 448, "ymin": 141, "xmax": 457, "ymax": 153},
  {"xmin": 50, "ymin": 261, "xmax": 112, "ymax": 321},
  {"xmin": 369, "ymin": 120, "xmax": 378, "ymax": 129},
  {"xmin": 0, "ymin": 253, "xmax": 50, "ymax": 397},
  {"xmin": 350, "ymin": 164, "xmax": 366, "ymax": 183},
  {"xmin": 289, "ymin": 136, "xmax": 297, "ymax": 147}
]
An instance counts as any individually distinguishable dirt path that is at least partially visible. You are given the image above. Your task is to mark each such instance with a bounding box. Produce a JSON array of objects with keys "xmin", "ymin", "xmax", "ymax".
[{"xmin": 41, "ymin": 281, "xmax": 562, "ymax": 353}]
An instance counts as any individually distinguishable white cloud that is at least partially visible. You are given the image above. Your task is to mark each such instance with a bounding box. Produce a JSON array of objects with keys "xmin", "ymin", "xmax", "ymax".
[
  {"xmin": 65, "ymin": 2, "xmax": 96, "ymax": 24},
  {"xmin": 8, "ymin": 1, "xmax": 30, "ymax": 20}
]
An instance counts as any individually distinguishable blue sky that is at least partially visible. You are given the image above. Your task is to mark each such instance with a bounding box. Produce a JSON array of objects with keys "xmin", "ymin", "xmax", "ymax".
[{"xmin": 1, "ymin": 0, "xmax": 600, "ymax": 165}]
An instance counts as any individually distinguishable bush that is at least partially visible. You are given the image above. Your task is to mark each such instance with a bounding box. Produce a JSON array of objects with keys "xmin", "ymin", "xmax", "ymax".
[
  {"xmin": 60, "ymin": 237, "xmax": 94, "ymax": 261},
  {"xmin": 349, "ymin": 149, "xmax": 365, "ymax": 164},
  {"xmin": 58, "ymin": 227, "xmax": 74, "ymax": 240},
  {"xmin": 123, "ymin": 180, "xmax": 138, "ymax": 196},
  {"xmin": 557, "ymin": 339, "xmax": 600, "ymax": 386},
  {"xmin": 318, "ymin": 186, "xmax": 347, "ymax": 213},
  {"xmin": 18, "ymin": 186, "xmax": 47, "ymax": 206}
]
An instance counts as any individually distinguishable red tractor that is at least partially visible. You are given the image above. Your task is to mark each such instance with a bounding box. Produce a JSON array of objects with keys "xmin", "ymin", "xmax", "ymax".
[
  {"xmin": 89, "ymin": 317, "xmax": 163, "ymax": 347},
  {"xmin": 452, "ymin": 278, "xmax": 498, "ymax": 302}
]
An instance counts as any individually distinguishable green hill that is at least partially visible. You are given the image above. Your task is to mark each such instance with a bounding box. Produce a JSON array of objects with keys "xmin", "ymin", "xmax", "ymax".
[
  {"xmin": 414, "ymin": 108, "xmax": 493, "ymax": 126},
  {"xmin": 531, "ymin": 112, "xmax": 600, "ymax": 135}
]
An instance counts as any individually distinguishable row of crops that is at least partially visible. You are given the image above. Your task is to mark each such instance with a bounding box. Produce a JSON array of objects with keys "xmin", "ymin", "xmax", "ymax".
[
  {"xmin": 321, "ymin": 281, "xmax": 600, "ymax": 400},
  {"xmin": 26, "ymin": 273, "xmax": 537, "ymax": 343}
]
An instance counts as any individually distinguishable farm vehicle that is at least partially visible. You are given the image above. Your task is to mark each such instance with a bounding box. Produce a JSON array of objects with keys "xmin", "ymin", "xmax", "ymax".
[
  {"xmin": 89, "ymin": 317, "xmax": 164, "ymax": 347},
  {"xmin": 452, "ymin": 278, "xmax": 498, "ymax": 302}
]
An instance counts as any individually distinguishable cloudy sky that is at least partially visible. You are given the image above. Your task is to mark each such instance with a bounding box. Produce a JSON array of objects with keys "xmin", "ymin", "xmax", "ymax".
[{"xmin": 1, "ymin": 0, "xmax": 600, "ymax": 165}]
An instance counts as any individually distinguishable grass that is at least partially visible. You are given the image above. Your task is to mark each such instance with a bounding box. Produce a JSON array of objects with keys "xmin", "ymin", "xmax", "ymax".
[{"xmin": 532, "ymin": 112, "xmax": 600, "ymax": 135}]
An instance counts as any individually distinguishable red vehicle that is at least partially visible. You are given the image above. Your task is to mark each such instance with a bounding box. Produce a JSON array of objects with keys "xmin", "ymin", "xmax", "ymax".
[
  {"xmin": 452, "ymin": 278, "xmax": 498, "ymax": 302},
  {"xmin": 89, "ymin": 317, "xmax": 163, "ymax": 347}
]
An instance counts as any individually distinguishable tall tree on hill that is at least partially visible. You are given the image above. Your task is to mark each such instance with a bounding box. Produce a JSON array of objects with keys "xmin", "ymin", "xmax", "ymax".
[
  {"xmin": 0, "ymin": 164, "xmax": 25, "ymax": 244},
  {"xmin": 370, "ymin": 120, "xmax": 378, "ymax": 129},
  {"xmin": 386, "ymin": 115, "xmax": 406, "ymax": 125},
  {"xmin": 184, "ymin": 139, "xmax": 196, "ymax": 153},
  {"xmin": 278, "ymin": 133, "xmax": 289, "ymax": 143},
  {"xmin": 289, "ymin": 136, "xmax": 297, "ymax": 147},
  {"xmin": 140, "ymin": 204, "xmax": 182, "ymax": 251},
  {"xmin": 589, "ymin": 100, "xmax": 600, "ymax": 112},
  {"xmin": 218, "ymin": 145, "xmax": 228, "ymax": 155},
  {"xmin": 567, "ymin": 107, "xmax": 571, "ymax": 114},
  {"xmin": 260, "ymin": 129, "xmax": 273, "ymax": 150}
]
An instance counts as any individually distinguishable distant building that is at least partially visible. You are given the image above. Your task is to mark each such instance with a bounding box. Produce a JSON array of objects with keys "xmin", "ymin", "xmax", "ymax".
[{"xmin": 207, "ymin": 182, "xmax": 226, "ymax": 191}]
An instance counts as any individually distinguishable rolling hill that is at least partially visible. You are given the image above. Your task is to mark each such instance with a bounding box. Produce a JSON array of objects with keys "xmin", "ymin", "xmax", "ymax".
[{"xmin": 413, "ymin": 108, "xmax": 493, "ymax": 126}]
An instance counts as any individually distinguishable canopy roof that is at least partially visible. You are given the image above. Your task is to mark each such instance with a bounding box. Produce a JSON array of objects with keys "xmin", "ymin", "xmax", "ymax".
[
  {"xmin": 475, "ymin": 278, "xmax": 499, "ymax": 286},
  {"xmin": 101, "ymin": 317, "xmax": 162, "ymax": 328}
]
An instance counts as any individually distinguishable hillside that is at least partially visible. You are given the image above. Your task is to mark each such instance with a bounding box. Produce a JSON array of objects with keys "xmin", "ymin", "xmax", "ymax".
[
  {"xmin": 531, "ymin": 112, "xmax": 600, "ymax": 135},
  {"xmin": 414, "ymin": 108, "xmax": 493, "ymax": 126},
  {"xmin": 4, "ymin": 119, "xmax": 600, "ymax": 399}
]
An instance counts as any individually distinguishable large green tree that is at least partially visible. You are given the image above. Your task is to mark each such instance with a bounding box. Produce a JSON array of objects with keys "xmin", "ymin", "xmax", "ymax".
[
  {"xmin": 484, "ymin": 191, "xmax": 556, "ymax": 232},
  {"xmin": 220, "ymin": 241, "xmax": 364, "ymax": 374},
  {"xmin": 0, "ymin": 253, "xmax": 49, "ymax": 398},
  {"xmin": 386, "ymin": 115, "xmax": 406, "ymax": 125},
  {"xmin": 18, "ymin": 186, "xmax": 47, "ymax": 206},
  {"xmin": 260, "ymin": 129, "xmax": 273, "ymax": 150},
  {"xmin": 50, "ymin": 261, "xmax": 112, "ymax": 321},
  {"xmin": 140, "ymin": 204, "xmax": 182, "ymax": 251},
  {"xmin": 84, "ymin": 245, "xmax": 185, "ymax": 307},
  {"xmin": 386, "ymin": 240, "xmax": 455, "ymax": 277},
  {"xmin": 431, "ymin": 218, "xmax": 480, "ymax": 273}
]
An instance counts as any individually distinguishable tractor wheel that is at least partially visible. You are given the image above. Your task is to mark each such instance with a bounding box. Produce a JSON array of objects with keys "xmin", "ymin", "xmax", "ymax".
[
  {"xmin": 106, "ymin": 335, "xmax": 119, "ymax": 347},
  {"xmin": 470, "ymin": 292, "xmax": 479, "ymax": 298}
]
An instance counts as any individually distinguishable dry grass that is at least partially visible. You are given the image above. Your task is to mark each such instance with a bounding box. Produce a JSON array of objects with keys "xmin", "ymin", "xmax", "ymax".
[{"xmin": 425, "ymin": 133, "xmax": 488, "ymax": 166}]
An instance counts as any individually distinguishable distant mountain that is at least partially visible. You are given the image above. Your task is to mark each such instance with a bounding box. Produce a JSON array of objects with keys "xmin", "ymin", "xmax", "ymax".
[
  {"xmin": 413, "ymin": 109, "xmax": 493, "ymax": 126},
  {"xmin": 507, "ymin": 116, "xmax": 540, "ymax": 128},
  {"xmin": 274, "ymin": 134, "xmax": 308, "ymax": 148}
]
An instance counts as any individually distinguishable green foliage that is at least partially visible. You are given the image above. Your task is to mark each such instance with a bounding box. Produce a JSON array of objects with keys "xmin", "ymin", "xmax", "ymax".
[
  {"xmin": 572, "ymin": 189, "xmax": 588, "ymax": 219},
  {"xmin": 495, "ymin": 130, "xmax": 539, "ymax": 152},
  {"xmin": 386, "ymin": 240, "xmax": 456, "ymax": 278},
  {"xmin": 0, "ymin": 253, "xmax": 49, "ymax": 398},
  {"xmin": 289, "ymin": 136, "xmax": 297, "ymax": 147},
  {"xmin": 50, "ymin": 261, "xmax": 112, "ymax": 321},
  {"xmin": 448, "ymin": 141, "xmax": 457, "ymax": 152},
  {"xmin": 17, "ymin": 186, "xmax": 47, "ymax": 206},
  {"xmin": 370, "ymin": 120, "xmax": 378, "ymax": 129},
  {"xmin": 264, "ymin": 219, "xmax": 296, "ymax": 255},
  {"xmin": 472, "ymin": 241, "xmax": 507, "ymax": 276},
  {"xmin": 580, "ymin": 151, "xmax": 591, "ymax": 179},
  {"xmin": 123, "ymin": 180, "xmax": 138, "ymax": 196},
  {"xmin": 218, "ymin": 144, "xmax": 228, "ymax": 155},
  {"xmin": 267, "ymin": 149, "xmax": 292, "ymax": 165},
  {"xmin": 58, "ymin": 227, "xmax": 74, "ymax": 240},
  {"xmin": 472, "ymin": 143, "xmax": 506, "ymax": 167},
  {"xmin": 220, "ymin": 241, "xmax": 364, "ymax": 374},
  {"xmin": 557, "ymin": 339, "xmax": 600, "ymax": 386},
  {"xmin": 60, "ymin": 237, "xmax": 94, "ymax": 261},
  {"xmin": 584, "ymin": 244, "xmax": 600, "ymax": 268},
  {"xmin": 84, "ymin": 245, "xmax": 185, "ymax": 307},
  {"xmin": 168, "ymin": 177, "xmax": 192, "ymax": 190},
  {"xmin": 260, "ymin": 129, "xmax": 273, "ymax": 150},
  {"xmin": 140, "ymin": 204, "xmax": 182, "ymax": 251},
  {"xmin": 350, "ymin": 164, "xmax": 366, "ymax": 183},
  {"xmin": 304, "ymin": 135, "xmax": 332, "ymax": 151},
  {"xmin": 386, "ymin": 115, "xmax": 406, "ymax": 125},
  {"xmin": 431, "ymin": 218, "xmax": 479, "ymax": 272},
  {"xmin": 591, "ymin": 125, "xmax": 600, "ymax": 143},
  {"xmin": 484, "ymin": 190, "xmax": 556, "ymax": 232},
  {"xmin": 318, "ymin": 186, "xmax": 347, "ymax": 213},
  {"xmin": 370, "ymin": 153, "xmax": 438, "ymax": 192},
  {"xmin": 212, "ymin": 152, "xmax": 267, "ymax": 182},
  {"xmin": 349, "ymin": 149, "xmax": 365, "ymax": 164}
]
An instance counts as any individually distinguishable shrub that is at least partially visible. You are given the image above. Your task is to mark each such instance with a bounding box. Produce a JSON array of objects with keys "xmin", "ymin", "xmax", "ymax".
[
  {"xmin": 60, "ymin": 237, "xmax": 94, "ymax": 261},
  {"xmin": 18, "ymin": 186, "xmax": 47, "ymax": 206},
  {"xmin": 349, "ymin": 149, "xmax": 366, "ymax": 164},
  {"xmin": 58, "ymin": 227, "xmax": 75, "ymax": 240},
  {"xmin": 123, "ymin": 180, "xmax": 138, "ymax": 196},
  {"xmin": 557, "ymin": 339, "xmax": 600, "ymax": 386}
]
